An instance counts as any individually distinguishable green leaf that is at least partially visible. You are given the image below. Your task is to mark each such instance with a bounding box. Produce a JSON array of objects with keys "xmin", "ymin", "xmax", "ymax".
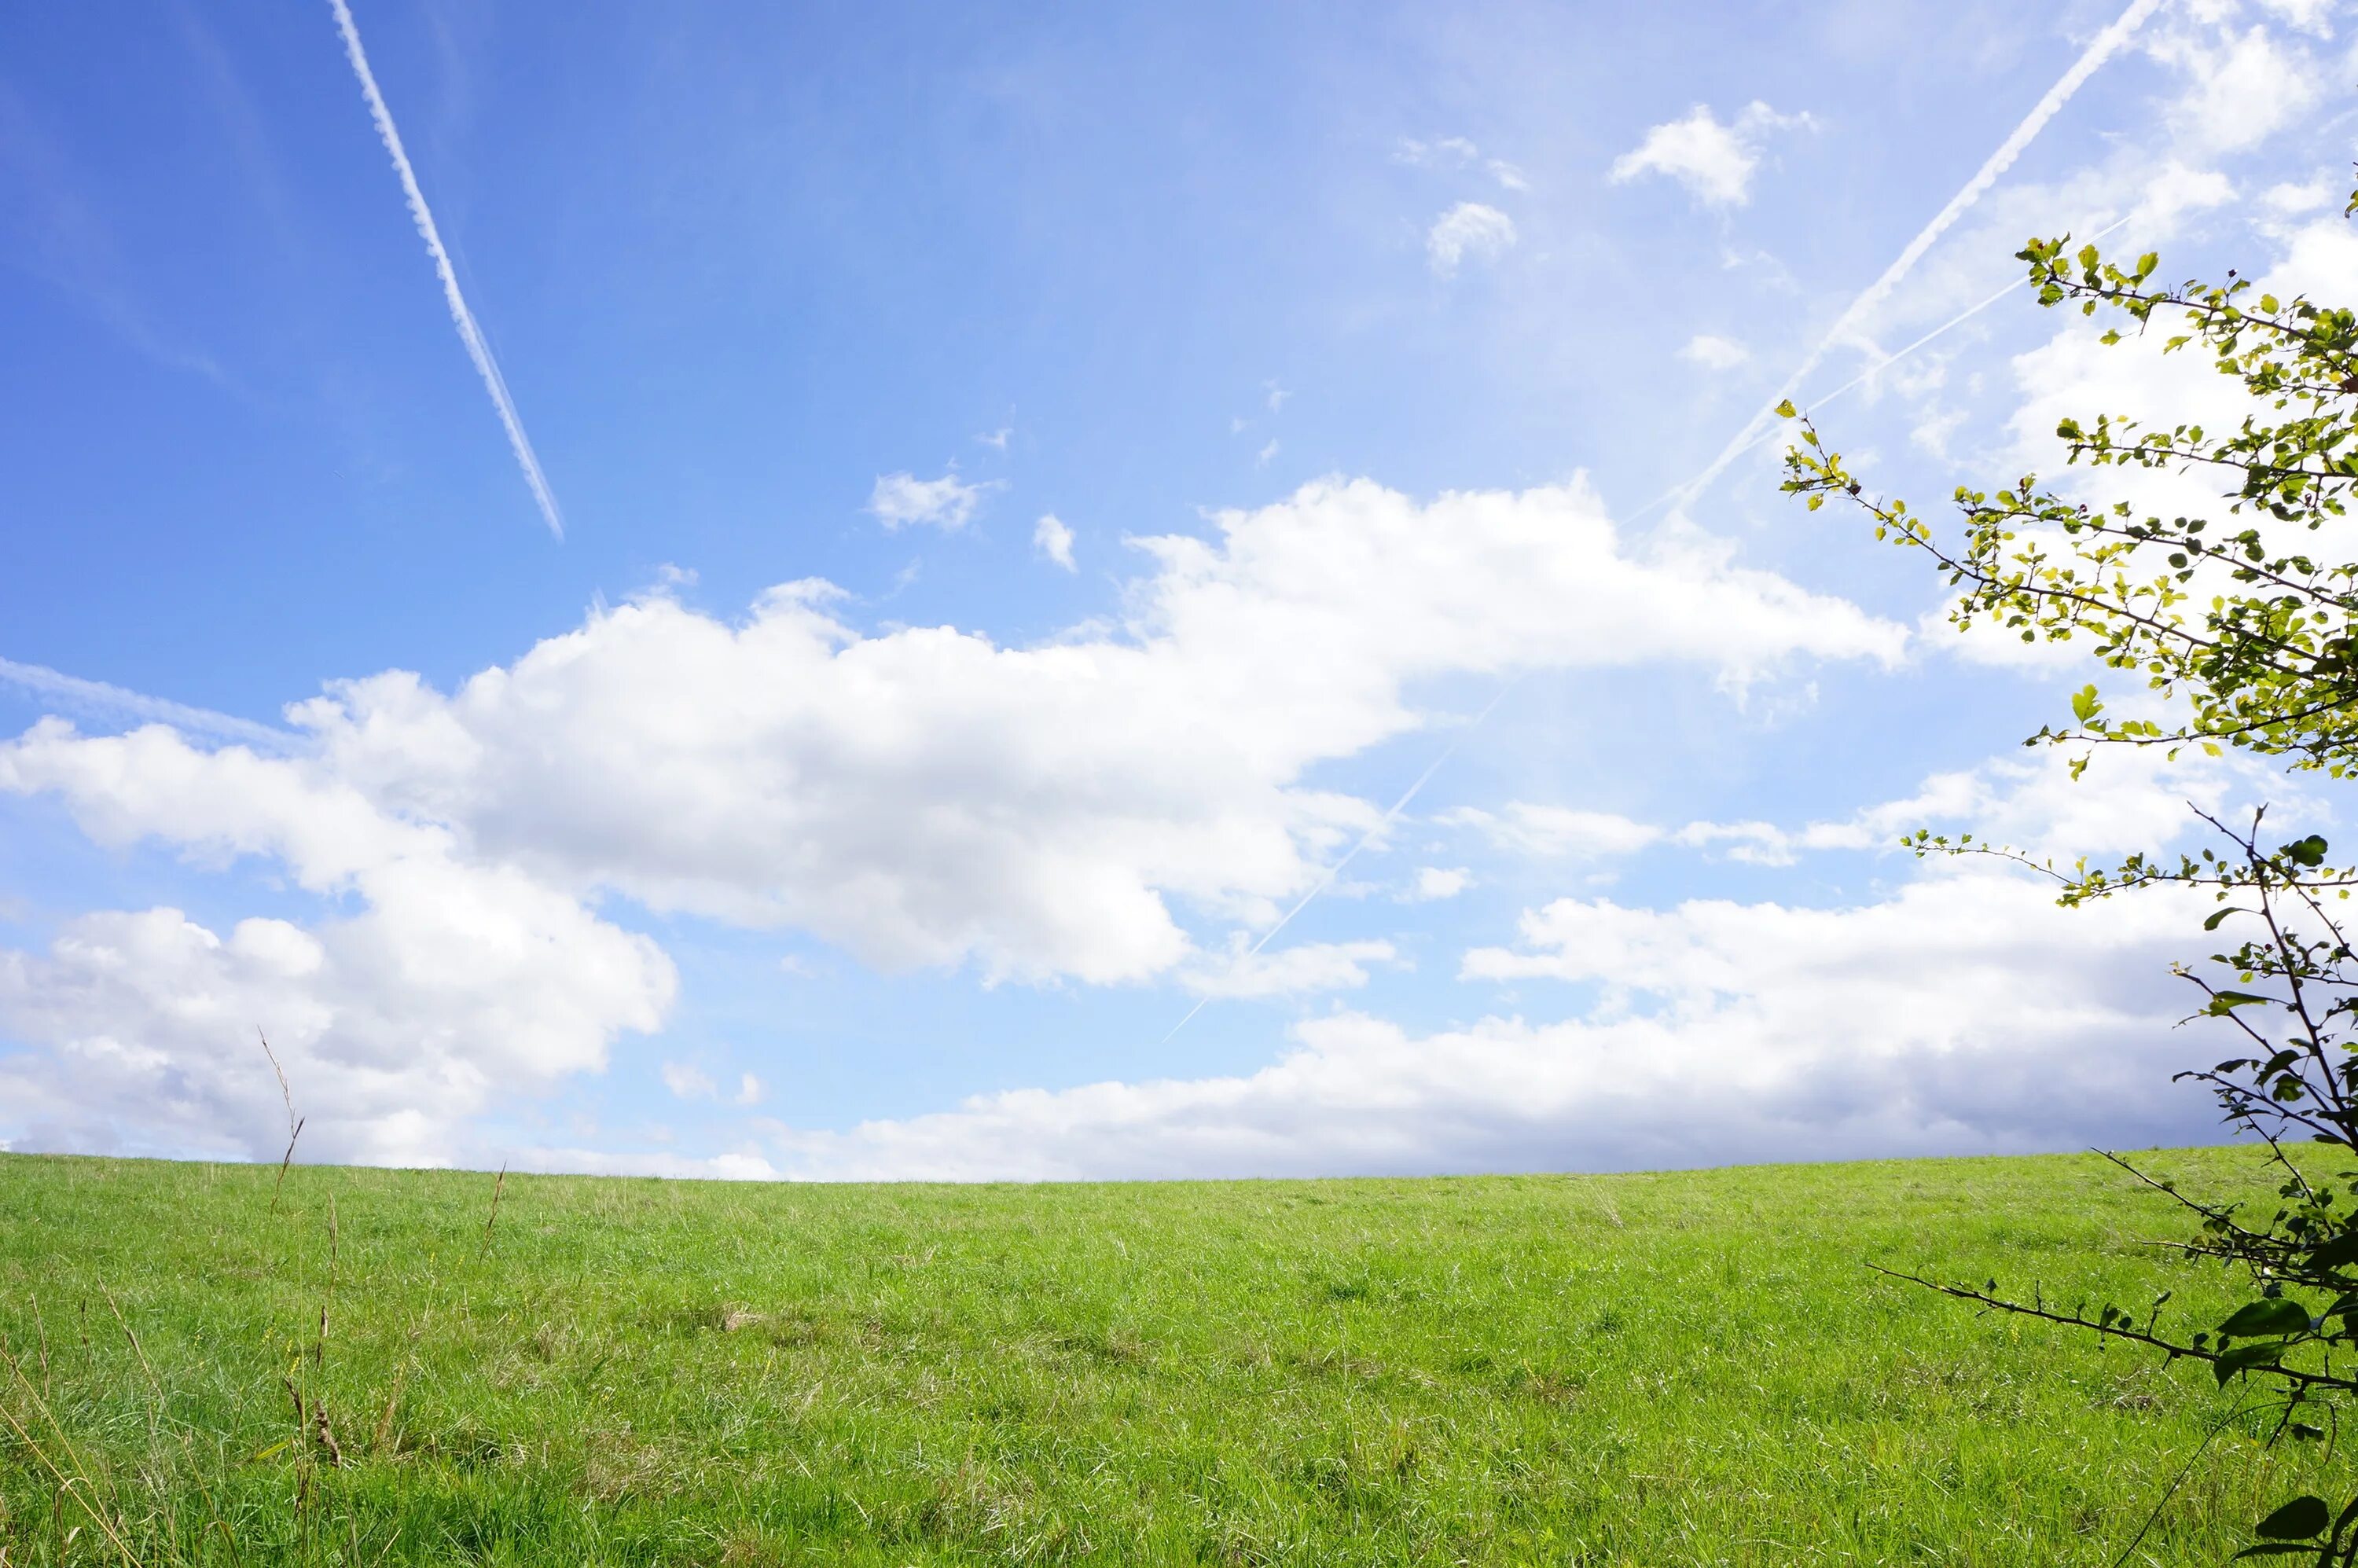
[
  {"xmin": 2209, "ymin": 991, "xmax": 2273, "ymax": 1014},
  {"xmin": 1774, "ymin": 399, "xmax": 1798, "ymax": 418},
  {"xmin": 2285, "ymin": 835, "xmax": 2330, "ymax": 868},
  {"xmin": 2219, "ymin": 1298, "xmax": 2312, "ymax": 1338},
  {"xmin": 2071, "ymin": 684, "xmax": 2102, "ymax": 722},
  {"xmin": 2213, "ymin": 1340, "xmax": 2288, "ymax": 1383},
  {"xmin": 2255, "ymin": 1496, "xmax": 2333, "ymax": 1540},
  {"xmin": 2204, "ymin": 907, "xmax": 2243, "ymax": 931}
]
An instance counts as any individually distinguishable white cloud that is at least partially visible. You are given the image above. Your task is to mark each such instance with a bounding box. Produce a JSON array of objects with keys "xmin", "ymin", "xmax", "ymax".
[
  {"xmin": 53, "ymin": 480, "xmax": 1896, "ymax": 992},
  {"xmin": 1678, "ymin": 744, "xmax": 2286, "ymax": 868},
  {"xmin": 1426, "ymin": 203, "xmax": 1517, "ymax": 277},
  {"xmin": 976, "ymin": 427, "xmax": 1012, "ymax": 451},
  {"xmin": 2263, "ymin": 178, "xmax": 2334, "ymax": 214},
  {"xmin": 0, "ymin": 722, "xmax": 673, "ymax": 1166},
  {"xmin": 1033, "ymin": 512, "xmax": 1076, "ymax": 571},
  {"xmin": 2152, "ymin": 22, "xmax": 2322, "ymax": 154},
  {"xmin": 1394, "ymin": 136, "xmax": 1525, "ymax": 189},
  {"xmin": 1440, "ymin": 802, "xmax": 1662, "ymax": 859},
  {"xmin": 867, "ymin": 471, "xmax": 990, "ymax": 531},
  {"xmin": 0, "ymin": 477, "xmax": 1904, "ymax": 1159},
  {"xmin": 1264, "ymin": 381, "xmax": 1291, "ymax": 413},
  {"xmin": 736, "ymin": 1072, "xmax": 765, "ymax": 1107},
  {"xmin": 1394, "ymin": 135, "xmax": 1481, "ymax": 168},
  {"xmin": 766, "ymin": 865, "xmax": 2214, "ymax": 1180},
  {"xmin": 662, "ymin": 1060, "xmax": 717, "ymax": 1100},
  {"xmin": 1409, "ymin": 866, "xmax": 1471, "ymax": 901},
  {"xmin": 1255, "ymin": 439, "xmax": 1280, "ymax": 467},
  {"xmin": 1609, "ymin": 102, "xmax": 1811, "ymax": 207},
  {"xmin": 1678, "ymin": 333, "xmax": 1750, "ymax": 370},
  {"xmin": 744, "ymin": 740, "xmax": 2306, "ymax": 1178}
]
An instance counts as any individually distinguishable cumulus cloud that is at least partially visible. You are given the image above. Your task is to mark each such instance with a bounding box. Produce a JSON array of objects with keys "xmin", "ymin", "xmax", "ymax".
[
  {"xmin": 276, "ymin": 481, "xmax": 1892, "ymax": 985},
  {"xmin": 1033, "ymin": 512, "xmax": 1076, "ymax": 571},
  {"xmin": 0, "ymin": 722, "xmax": 673, "ymax": 1166},
  {"xmin": 747, "ymin": 740, "xmax": 2305, "ymax": 1179},
  {"xmin": 2151, "ymin": 21, "xmax": 2321, "ymax": 154},
  {"xmin": 0, "ymin": 477, "xmax": 1903, "ymax": 1159},
  {"xmin": 766, "ymin": 865, "xmax": 2213, "ymax": 1181},
  {"xmin": 868, "ymin": 471, "xmax": 990, "ymax": 531},
  {"xmin": 1609, "ymin": 101, "xmax": 1812, "ymax": 207},
  {"xmin": 1408, "ymin": 866, "xmax": 1471, "ymax": 901},
  {"xmin": 1427, "ymin": 202, "xmax": 1517, "ymax": 276}
]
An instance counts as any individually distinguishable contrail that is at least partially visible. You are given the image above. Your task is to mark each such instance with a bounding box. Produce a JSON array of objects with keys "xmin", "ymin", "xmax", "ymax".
[
  {"xmin": 1625, "ymin": 210, "xmax": 2137, "ymax": 525},
  {"xmin": 1159, "ymin": 682, "xmax": 1515, "ymax": 1046},
  {"xmin": 326, "ymin": 0, "xmax": 567, "ymax": 540},
  {"xmin": 0, "ymin": 656, "xmax": 295, "ymax": 751},
  {"xmin": 1670, "ymin": 0, "xmax": 2162, "ymax": 513}
]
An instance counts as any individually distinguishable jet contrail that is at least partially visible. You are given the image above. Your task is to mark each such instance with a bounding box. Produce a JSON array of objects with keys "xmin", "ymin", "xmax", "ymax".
[
  {"xmin": 0, "ymin": 656, "xmax": 295, "ymax": 751},
  {"xmin": 1159, "ymin": 681, "xmax": 1515, "ymax": 1046},
  {"xmin": 1625, "ymin": 210, "xmax": 2138, "ymax": 525},
  {"xmin": 1671, "ymin": 0, "xmax": 2163, "ymax": 513},
  {"xmin": 326, "ymin": 0, "xmax": 567, "ymax": 541}
]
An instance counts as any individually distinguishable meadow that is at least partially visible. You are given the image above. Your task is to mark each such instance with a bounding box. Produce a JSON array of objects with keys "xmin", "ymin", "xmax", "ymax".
[{"xmin": 0, "ymin": 1145, "xmax": 2334, "ymax": 1566}]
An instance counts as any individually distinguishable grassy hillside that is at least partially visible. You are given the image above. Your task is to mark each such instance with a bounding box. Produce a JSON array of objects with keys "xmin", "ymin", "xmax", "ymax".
[{"xmin": 0, "ymin": 1146, "xmax": 2331, "ymax": 1565}]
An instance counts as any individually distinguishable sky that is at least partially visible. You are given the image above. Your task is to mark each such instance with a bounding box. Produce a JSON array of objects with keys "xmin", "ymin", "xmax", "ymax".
[{"xmin": 1, "ymin": 0, "xmax": 2352, "ymax": 1180}]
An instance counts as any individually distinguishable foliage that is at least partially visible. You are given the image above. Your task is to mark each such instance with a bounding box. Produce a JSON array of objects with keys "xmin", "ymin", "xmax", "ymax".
[
  {"xmin": 1780, "ymin": 180, "xmax": 2358, "ymax": 1562},
  {"xmin": 0, "ymin": 1149, "xmax": 2323, "ymax": 1564}
]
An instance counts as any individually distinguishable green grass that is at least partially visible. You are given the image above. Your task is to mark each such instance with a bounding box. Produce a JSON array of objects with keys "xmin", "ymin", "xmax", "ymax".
[{"xmin": 0, "ymin": 1146, "xmax": 2335, "ymax": 1565}]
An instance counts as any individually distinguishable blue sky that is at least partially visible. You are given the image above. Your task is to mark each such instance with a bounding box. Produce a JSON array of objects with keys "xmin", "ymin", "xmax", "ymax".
[{"xmin": 2, "ymin": 0, "xmax": 2352, "ymax": 1178}]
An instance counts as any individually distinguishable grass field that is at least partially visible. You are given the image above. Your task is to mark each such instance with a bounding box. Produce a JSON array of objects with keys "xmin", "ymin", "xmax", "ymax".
[{"xmin": 0, "ymin": 1146, "xmax": 2335, "ymax": 1566}]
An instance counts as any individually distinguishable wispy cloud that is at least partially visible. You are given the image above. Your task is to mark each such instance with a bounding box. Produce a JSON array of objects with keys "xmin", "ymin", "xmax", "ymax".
[
  {"xmin": 1427, "ymin": 202, "xmax": 1516, "ymax": 276},
  {"xmin": 0, "ymin": 656, "xmax": 292, "ymax": 751},
  {"xmin": 1033, "ymin": 512, "xmax": 1075, "ymax": 571},
  {"xmin": 325, "ymin": 0, "xmax": 567, "ymax": 540},
  {"xmin": 1679, "ymin": 333, "xmax": 1750, "ymax": 370},
  {"xmin": 1609, "ymin": 102, "xmax": 1813, "ymax": 207},
  {"xmin": 1395, "ymin": 135, "xmax": 1526, "ymax": 190},
  {"xmin": 868, "ymin": 471, "xmax": 992, "ymax": 531}
]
